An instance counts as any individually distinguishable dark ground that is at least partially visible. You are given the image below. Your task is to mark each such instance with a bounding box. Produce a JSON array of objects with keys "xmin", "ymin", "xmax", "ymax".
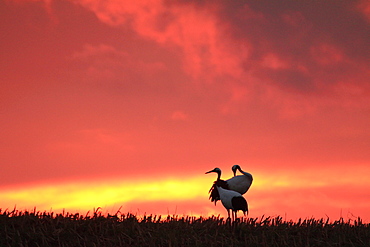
[{"xmin": 1, "ymin": 209, "xmax": 369, "ymax": 247}]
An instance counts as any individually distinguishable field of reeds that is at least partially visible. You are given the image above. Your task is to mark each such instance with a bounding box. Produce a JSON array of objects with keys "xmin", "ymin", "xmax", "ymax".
[{"xmin": 0, "ymin": 208, "xmax": 369, "ymax": 247}]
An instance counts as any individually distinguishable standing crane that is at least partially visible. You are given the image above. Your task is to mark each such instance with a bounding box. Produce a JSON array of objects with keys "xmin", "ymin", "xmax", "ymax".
[
  {"xmin": 205, "ymin": 167, "xmax": 231, "ymax": 205},
  {"xmin": 216, "ymin": 186, "xmax": 248, "ymax": 221},
  {"xmin": 231, "ymin": 164, "xmax": 253, "ymax": 195}
]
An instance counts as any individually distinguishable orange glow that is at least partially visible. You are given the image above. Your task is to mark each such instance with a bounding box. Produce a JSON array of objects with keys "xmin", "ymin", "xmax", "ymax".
[
  {"xmin": 2, "ymin": 166, "xmax": 370, "ymax": 221},
  {"xmin": 1, "ymin": 0, "xmax": 369, "ymax": 222},
  {"xmin": 1, "ymin": 176, "xmax": 212, "ymax": 214}
]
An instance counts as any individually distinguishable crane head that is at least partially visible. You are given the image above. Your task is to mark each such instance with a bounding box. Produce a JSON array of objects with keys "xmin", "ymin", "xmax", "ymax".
[
  {"xmin": 232, "ymin": 164, "xmax": 240, "ymax": 176},
  {"xmin": 205, "ymin": 167, "xmax": 221, "ymax": 174}
]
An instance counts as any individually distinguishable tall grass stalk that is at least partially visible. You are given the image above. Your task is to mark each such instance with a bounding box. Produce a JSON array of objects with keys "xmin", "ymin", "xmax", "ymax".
[{"xmin": 1, "ymin": 208, "xmax": 369, "ymax": 246}]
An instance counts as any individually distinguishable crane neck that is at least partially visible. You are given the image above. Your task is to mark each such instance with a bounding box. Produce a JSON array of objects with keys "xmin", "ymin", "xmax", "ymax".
[
  {"xmin": 237, "ymin": 167, "xmax": 253, "ymax": 180},
  {"xmin": 216, "ymin": 169, "xmax": 221, "ymax": 181}
]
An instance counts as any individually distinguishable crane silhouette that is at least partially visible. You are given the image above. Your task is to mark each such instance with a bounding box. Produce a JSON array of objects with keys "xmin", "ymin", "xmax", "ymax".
[
  {"xmin": 216, "ymin": 185, "xmax": 248, "ymax": 221},
  {"xmin": 206, "ymin": 165, "xmax": 253, "ymax": 205}
]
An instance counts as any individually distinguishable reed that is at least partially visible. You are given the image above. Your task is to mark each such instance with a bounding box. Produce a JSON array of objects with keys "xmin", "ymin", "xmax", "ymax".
[{"xmin": 1, "ymin": 208, "xmax": 369, "ymax": 246}]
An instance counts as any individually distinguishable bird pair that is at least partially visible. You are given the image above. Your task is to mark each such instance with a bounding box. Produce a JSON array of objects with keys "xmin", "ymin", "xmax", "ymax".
[{"xmin": 206, "ymin": 165, "xmax": 253, "ymax": 221}]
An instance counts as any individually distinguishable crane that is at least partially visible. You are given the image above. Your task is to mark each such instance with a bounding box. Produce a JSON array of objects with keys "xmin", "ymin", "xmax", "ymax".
[
  {"xmin": 205, "ymin": 167, "xmax": 230, "ymax": 205},
  {"xmin": 216, "ymin": 185, "xmax": 248, "ymax": 221},
  {"xmin": 231, "ymin": 164, "xmax": 253, "ymax": 195}
]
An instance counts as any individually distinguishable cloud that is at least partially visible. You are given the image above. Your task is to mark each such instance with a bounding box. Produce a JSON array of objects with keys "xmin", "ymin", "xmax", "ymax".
[
  {"xmin": 70, "ymin": 43, "xmax": 167, "ymax": 83},
  {"xmin": 171, "ymin": 111, "xmax": 188, "ymax": 121},
  {"xmin": 48, "ymin": 128, "xmax": 136, "ymax": 154},
  {"xmin": 73, "ymin": 0, "xmax": 248, "ymax": 82},
  {"xmin": 7, "ymin": 0, "xmax": 369, "ymax": 117},
  {"xmin": 69, "ymin": 0, "xmax": 369, "ymax": 117}
]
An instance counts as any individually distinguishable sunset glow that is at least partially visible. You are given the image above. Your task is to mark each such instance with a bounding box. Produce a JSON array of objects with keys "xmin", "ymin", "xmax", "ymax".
[{"xmin": 1, "ymin": 0, "xmax": 369, "ymax": 222}]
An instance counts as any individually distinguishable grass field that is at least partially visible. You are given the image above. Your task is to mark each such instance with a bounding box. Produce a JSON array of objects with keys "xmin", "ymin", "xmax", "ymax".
[{"xmin": 1, "ymin": 208, "xmax": 369, "ymax": 247}]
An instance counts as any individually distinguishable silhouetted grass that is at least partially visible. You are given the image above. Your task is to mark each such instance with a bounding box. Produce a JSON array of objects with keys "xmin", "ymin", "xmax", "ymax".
[{"xmin": 0, "ymin": 208, "xmax": 369, "ymax": 246}]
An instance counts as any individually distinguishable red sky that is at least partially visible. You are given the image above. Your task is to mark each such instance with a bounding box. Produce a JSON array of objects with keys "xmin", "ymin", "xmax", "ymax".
[{"xmin": 1, "ymin": 0, "xmax": 369, "ymax": 221}]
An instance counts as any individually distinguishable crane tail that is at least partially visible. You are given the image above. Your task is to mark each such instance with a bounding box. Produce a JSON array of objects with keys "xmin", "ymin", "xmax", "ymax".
[{"xmin": 207, "ymin": 184, "xmax": 221, "ymax": 207}]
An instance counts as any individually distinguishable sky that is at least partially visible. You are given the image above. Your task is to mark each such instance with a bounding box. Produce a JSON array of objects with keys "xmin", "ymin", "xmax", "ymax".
[{"xmin": 1, "ymin": 0, "xmax": 369, "ymax": 221}]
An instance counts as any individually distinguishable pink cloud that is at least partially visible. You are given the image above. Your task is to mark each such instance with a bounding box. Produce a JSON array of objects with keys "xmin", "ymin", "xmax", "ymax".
[
  {"xmin": 73, "ymin": 0, "xmax": 249, "ymax": 82},
  {"xmin": 261, "ymin": 53, "xmax": 289, "ymax": 70},
  {"xmin": 171, "ymin": 111, "xmax": 188, "ymax": 121},
  {"xmin": 69, "ymin": 43, "xmax": 168, "ymax": 88},
  {"xmin": 10, "ymin": 0, "xmax": 367, "ymax": 117}
]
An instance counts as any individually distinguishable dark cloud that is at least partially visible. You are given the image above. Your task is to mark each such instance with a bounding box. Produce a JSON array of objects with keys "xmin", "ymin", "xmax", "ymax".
[{"xmin": 209, "ymin": 0, "xmax": 370, "ymax": 93}]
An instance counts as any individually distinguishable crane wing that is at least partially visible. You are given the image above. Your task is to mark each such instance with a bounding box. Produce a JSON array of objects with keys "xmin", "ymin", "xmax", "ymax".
[{"xmin": 208, "ymin": 180, "xmax": 229, "ymax": 205}]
